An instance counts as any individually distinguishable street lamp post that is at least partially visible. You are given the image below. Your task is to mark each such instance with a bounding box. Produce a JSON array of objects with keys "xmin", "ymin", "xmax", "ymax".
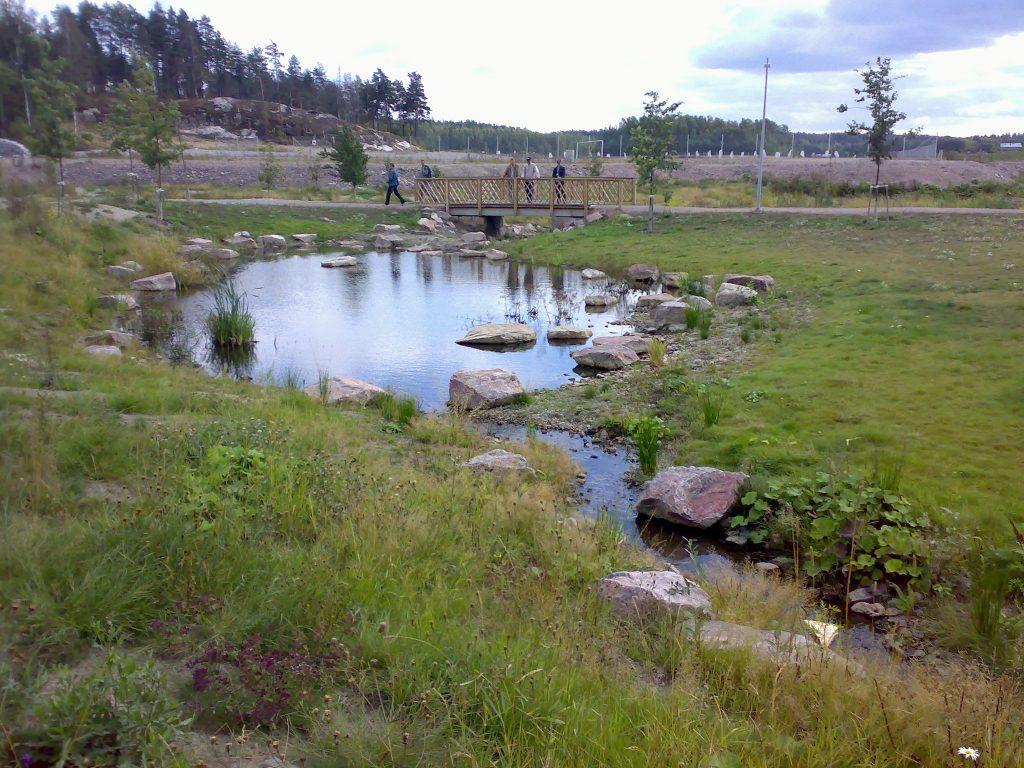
[{"xmin": 755, "ymin": 58, "xmax": 770, "ymax": 213}]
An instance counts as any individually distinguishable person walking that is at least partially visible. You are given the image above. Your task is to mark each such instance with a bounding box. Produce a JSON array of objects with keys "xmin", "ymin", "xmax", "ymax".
[
  {"xmin": 385, "ymin": 162, "xmax": 405, "ymax": 205},
  {"xmin": 523, "ymin": 155, "xmax": 540, "ymax": 202},
  {"xmin": 552, "ymin": 158, "xmax": 566, "ymax": 203},
  {"xmin": 420, "ymin": 161, "xmax": 432, "ymax": 178}
]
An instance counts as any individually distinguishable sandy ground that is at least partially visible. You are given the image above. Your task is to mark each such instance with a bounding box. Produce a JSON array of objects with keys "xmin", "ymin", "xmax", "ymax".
[{"xmin": 4, "ymin": 153, "xmax": 1023, "ymax": 190}]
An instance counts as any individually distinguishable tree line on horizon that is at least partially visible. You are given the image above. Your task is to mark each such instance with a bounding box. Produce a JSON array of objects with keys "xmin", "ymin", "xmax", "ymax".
[{"xmin": 0, "ymin": 0, "xmax": 431, "ymax": 140}]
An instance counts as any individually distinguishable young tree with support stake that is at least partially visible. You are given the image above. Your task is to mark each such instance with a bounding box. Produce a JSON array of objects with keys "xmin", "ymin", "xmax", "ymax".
[
  {"xmin": 111, "ymin": 65, "xmax": 182, "ymax": 189},
  {"xmin": 838, "ymin": 57, "xmax": 908, "ymax": 186},
  {"xmin": 630, "ymin": 91, "xmax": 681, "ymax": 231}
]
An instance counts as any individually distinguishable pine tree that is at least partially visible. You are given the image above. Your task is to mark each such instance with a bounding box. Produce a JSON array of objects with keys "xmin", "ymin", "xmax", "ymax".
[
  {"xmin": 403, "ymin": 72, "xmax": 430, "ymax": 136},
  {"xmin": 27, "ymin": 58, "xmax": 77, "ymax": 181},
  {"xmin": 257, "ymin": 142, "xmax": 281, "ymax": 192},
  {"xmin": 322, "ymin": 125, "xmax": 367, "ymax": 189}
]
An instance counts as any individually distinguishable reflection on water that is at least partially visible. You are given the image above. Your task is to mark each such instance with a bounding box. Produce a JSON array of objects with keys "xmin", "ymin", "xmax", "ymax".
[{"xmin": 173, "ymin": 250, "xmax": 646, "ymax": 409}]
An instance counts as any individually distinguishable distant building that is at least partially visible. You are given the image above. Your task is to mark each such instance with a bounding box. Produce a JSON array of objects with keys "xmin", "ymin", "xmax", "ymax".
[{"xmin": 999, "ymin": 142, "xmax": 1023, "ymax": 150}]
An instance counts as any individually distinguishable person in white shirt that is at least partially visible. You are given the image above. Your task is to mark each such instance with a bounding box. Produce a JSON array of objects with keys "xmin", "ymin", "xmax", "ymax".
[{"xmin": 523, "ymin": 156, "xmax": 540, "ymax": 202}]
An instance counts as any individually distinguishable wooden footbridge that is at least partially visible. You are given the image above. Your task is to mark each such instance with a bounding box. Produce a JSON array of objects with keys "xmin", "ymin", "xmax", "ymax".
[{"xmin": 415, "ymin": 176, "xmax": 636, "ymax": 218}]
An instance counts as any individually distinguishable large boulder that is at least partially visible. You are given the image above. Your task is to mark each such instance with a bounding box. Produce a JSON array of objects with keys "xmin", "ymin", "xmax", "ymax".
[
  {"xmin": 685, "ymin": 295, "xmax": 714, "ymax": 312},
  {"xmin": 484, "ymin": 249, "xmax": 509, "ymax": 261},
  {"xmin": 580, "ymin": 268, "xmax": 606, "ymax": 280},
  {"xmin": 461, "ymin": 449, "xmax": 535, "ymax": 474},
  {"xmin": 258, "ymin": 234, "xmax": 287, "ymax": 251},
  {"xmin": 374, "ymin": 233, "xmax": 406, "ymax": 250},
  {"xmin": 626, "ymin": 263, "xmax": 659, "ymax": 282},
  {"xmin": 636, "ymin": 292, "xmax": 675, "ymax": 308},
  {"xmin": 637, "ymin": 465, "xmax": 748, "ymax": 529},
  {"xmin": 547, "ymin": 326, "xmax": 592, "ymax": 342},
  {"xmin": 662, "ymin": 272, "xmax": 687, "ymax": 289},
  {"xmin": 571, "ymin": 345, "xmax": 638, "ymax": 370},
  {"xmin": 591, "ymin": 335, "xmax": 649, "ymax": 355},
  {"xmin": 224, "ymin": 236, "xmax": 258, "ymax": 252},
  {"xmin": 303, "ymin": 376, "xmax": 385, "ymax": 405},
  {"xmin": 584, "ymin": 294, "xmax": 619, "ymax": 308},
  {"xmin": 321, "ymin": 256, "xmax": 358, "ymax": 268},
  {"xmin": 96, "ymin": 294, "xmax": 139, "ymax": 311},
  {"xmin": 130, "ymin": 272, "xmax": 176, "ymax": 292},
  {"xmin": 449, "ymin": 369, "xmax": 525, "ymax": 410},
  {"xmin": 725, "ymin": 274, "xmax": 775, "ymax": 293},
  {"xmin": 84, "ymin": 330, "xmax": 137, "ymax": 348},
  {"xmin": 374, "ymin": 223, "xmax": 402, "ymax": 233},
  {"xmin": 185, "ymin": 237, "xmax": 213, "ymax": 247},
  {"xmin": 456, "ymin": 323, "xmax": 536, "ymax": 346},
  {"xmin": 600, "ymin": 571, "xmax": 712, "ymax": 618},
  {"xmin": 698, "ymin": 621, "xmax": 860, "ymax": 671},
  {"xmin": 84, "ymin": 344, "xmax": 122, "ymax": 358},
  {"xmin": 650, "ymin": 300, "xmax": 691, "ymax": 328},
  {"xmin": 105, "ymin": 265, "xmax": 136, "ymax": 279},
  {"xmin": 120, "ymin": 261, "xmax": 144, "ymax": 272},
  {"xmin": 715, "ymin": 282, "xmax": 758, "ymax": 307},
  {"xmin": 461, "ymin": 231, "xmax": 487, "ymax": 244},
  {"xmin": 293, "ymin": 233, "xmax": 318, "ymax": 244},
  {"xmin": 0, "ymin": 138, "xmax": 30, "ymax": 158}
]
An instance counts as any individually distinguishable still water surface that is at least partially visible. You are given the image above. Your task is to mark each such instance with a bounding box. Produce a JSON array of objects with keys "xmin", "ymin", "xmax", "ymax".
[{"xmin": 176, "ymin": 249, "xmax": 642, "ymax": 409}]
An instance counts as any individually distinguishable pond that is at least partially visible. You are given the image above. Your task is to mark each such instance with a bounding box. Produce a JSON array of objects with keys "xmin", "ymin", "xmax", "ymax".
[{"xmin": 174, "ymin": 249, "xmax": 643, "ymax": 410}]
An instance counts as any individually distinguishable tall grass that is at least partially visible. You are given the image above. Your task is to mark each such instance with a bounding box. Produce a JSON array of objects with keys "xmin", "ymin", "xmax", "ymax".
[
  {"xmin": 206, "ymin": 281, "xmax": 255, "ymax": 348},
  {"xmin": 316, "ymin": 367, "xmax": 331, "ymax": 405},
  {"xmin": 371, "ymin": 391, "xmax": 418, "ymax": 426},
  {"xmin": 697, "ymin": 310, "xmax": 713, "ymax": 339},
  {"xmin": 629, "ymin": 414, "xmax": 664, "ymax": 475},
  {"xmin": 699, "ymin": 386, "xmax": 723, "ymax": 427},
  {"xmin": 647, "ymin": 338, "xmax": 667, "ymax": 367}
]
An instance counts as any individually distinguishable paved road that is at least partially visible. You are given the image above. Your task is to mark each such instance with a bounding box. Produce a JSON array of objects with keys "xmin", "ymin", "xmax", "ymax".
[{"xmin": 170, "ymin": 198, "xmax": 1024, "ymax": 217}]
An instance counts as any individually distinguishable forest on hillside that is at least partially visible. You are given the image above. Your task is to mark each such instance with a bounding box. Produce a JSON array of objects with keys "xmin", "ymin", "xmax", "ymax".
[{"xmin": 0, "ymin": 0, "xmax": 430, "ymax": 140}]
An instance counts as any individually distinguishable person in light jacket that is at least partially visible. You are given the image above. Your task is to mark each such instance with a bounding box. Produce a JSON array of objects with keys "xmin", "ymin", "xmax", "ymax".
[
  {"xmin": 385, "ymin": 163, "xmax": 405, "ymax": 205},
  {"xmin": 522, "ymin": 155, "xmax": 540, "ymax": 202}
]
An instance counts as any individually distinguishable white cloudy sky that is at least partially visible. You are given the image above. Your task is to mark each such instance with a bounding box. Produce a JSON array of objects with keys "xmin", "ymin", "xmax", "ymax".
[{"xmin": 26, "ymin": 0, "xmax": 1024, "ymax": 135}]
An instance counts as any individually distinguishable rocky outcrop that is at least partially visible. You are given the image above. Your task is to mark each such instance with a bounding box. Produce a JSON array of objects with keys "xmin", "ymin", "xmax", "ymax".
[
  {"xmin": 224, "ymin": 236, "xmax": 258, "ymax": 252},
  {"xmin": 374, "ymin": 224, "xmax": 402, "ymax": 233},
  {"xmin": 637, "ymin": 465, "xmax": 748, "ymax": 529},
  {"xmin": 449, "ymin": 369, "xmax": 525, "ymax": 410},
  {"xmin": 321, "ymin": 256, "xmax": 358, "ymax": 268},
  {"xmin": 547, "ymin": 326, "xmax": 593, "ymax": 342},
  {"xmin": 571, "ymin": 345, "xmax": 638, "ymax": 370},
  {"xmin": 292, "ymin": 233, "xmax": 318, "ymax": 244},
  {"xmin": 258, "ymin": 234, "xmax": 287, "ymax": 251},
  {"xmin": 626, "ymin": 263, "xmax": 659, "ymax": 282},
  {"xmin": 714, "ymin": 282, "xmax": 758, "ymax": 307},
  {"xmin": 185, "ymin": 237, "xmax": 213, "ymax": 246},
  {"xmin": 591, "ymin": 335, "xmax": 650, "ymax": 355},
  {"xmin": 461, "ymin": 449, "xmax": 535, "ymax": 474},
  {"xmin": 461, "ymin": 231, "xmax": 487, "ymax": 244},
  {"xmin": 130, "ymin": 272, "xmax": 176, "ymax": 292},
  {"xmin": 105, "ymin": 265, "xmax": 136, "ymax": 279},
  {"xmin": 600, "ymin": 571, "xmax": 712, "ymax": 617},
  {"xmin": 581, "ymin": 268, "xmax": 607, "ymax": 280},
  {"xmin": 483, "ymin": 249, "xmax": 509, "ymax": 261},
  {"xmin": 584, "ymin": 294, "xmax": 619, "ymax": 307},
  {"xmin": 725, "ymin": 274, "xmax": 775, "ymax": 293},
  {"xmin": 456, "ymin": 323, "xmax": 536, "ymax": 346},
  {"xmin": 303, "ymin": 376, "xmax": 385, "ymax": 405},
  {"xmin": 374, "ymin": 233, "xmax": 405, "ymax": 250}
]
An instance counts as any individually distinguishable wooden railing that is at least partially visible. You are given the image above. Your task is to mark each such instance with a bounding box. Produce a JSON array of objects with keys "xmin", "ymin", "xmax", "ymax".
[{"xmin": 415, "ymin": 176, "xmax": 636, "ymax": 214}]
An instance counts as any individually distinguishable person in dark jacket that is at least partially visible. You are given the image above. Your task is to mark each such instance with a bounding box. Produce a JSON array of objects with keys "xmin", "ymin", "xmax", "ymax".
[
  {"xmin": 552, "ymin": 158, "xmax": 566, "ymax": 202},
  {"xmin": 385, "ymin": 163, "xmax": 405, "ymax": 205},
  {"xmin": 420, "ymin": 161, "xmax": 432, "ymax": 178}
]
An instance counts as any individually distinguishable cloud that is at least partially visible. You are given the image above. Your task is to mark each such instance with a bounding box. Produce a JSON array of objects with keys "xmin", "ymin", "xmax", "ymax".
[{"xmin": 697, "ymin": 0, "xmax": 1024, "ymax": 72}]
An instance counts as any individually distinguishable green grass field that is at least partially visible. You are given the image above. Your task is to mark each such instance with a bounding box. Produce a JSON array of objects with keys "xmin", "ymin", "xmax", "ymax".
[
  {"xmin": 1, "ymin": 199, "xmax": 1022, "ymax": 767},
  {"xmin": 506, "ymin": 214, "xmax": 1024, "ymax": 536}
]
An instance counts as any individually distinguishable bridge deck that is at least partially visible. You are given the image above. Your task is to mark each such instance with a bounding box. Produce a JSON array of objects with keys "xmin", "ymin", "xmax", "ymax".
[{"xmin": 415, "ymin": 177, "xmax": 636, "ymax": 217}]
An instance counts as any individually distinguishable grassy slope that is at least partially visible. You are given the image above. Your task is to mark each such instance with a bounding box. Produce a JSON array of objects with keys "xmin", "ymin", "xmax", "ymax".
[
  {"xmin": 0, "ymin": 207, "xmax": 1021, "ymax": 766},
  {"xmin": 506, "ymin": 214, "xmax": 1024, "ymax": 534}
]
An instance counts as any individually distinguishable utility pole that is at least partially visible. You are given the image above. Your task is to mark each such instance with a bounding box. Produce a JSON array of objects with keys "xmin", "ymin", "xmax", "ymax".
[
  {"xmin": 720, "ymin": 133, "xmax": 724, "ymax": 156},
  {"xmin": 755, "ymin": 58, "xmax": 770, "ymax": 213},
  {"xmin": 619, "ymin": 133, "xmax": 622, "ymax": 157},
  {"xmin": 827, "ymin": 132, "xmax": 831, "ymax": 156},
  {"xmin": 685, "ymin": 133, "xmax": 689, "ymax": 157}
]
